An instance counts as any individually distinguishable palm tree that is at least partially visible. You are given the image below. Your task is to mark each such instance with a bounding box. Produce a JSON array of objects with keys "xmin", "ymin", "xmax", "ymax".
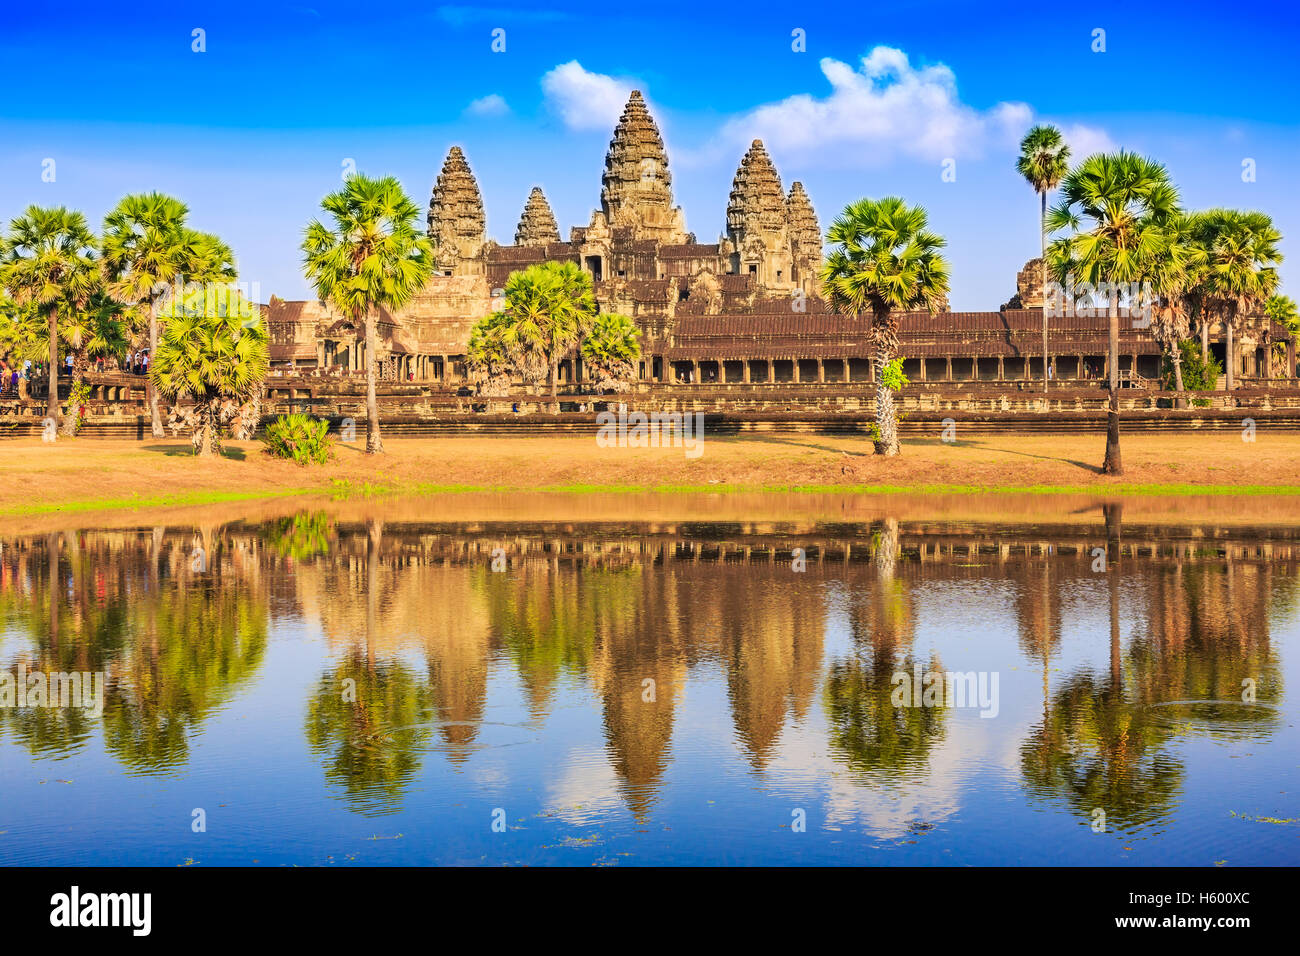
[
  {"xmin": 1047, "ymin": 152, "xmax": 1179, "ymax": 475},
  {"xmin": 0, "ymin": 206, "xmax": 98, "ymax": 432},
  {"xmin": 1189, "ymin": 209, "xmax": 1281, "ymax": 392},
  {"xmin": 0, "ymin": 295, "xmax": 47, "ymax": 370},
  {"xmin": 465, "ymin": 311, "xmax": 516, "ymax": 397},
  {"xmin": 58, "ymin": 290, "xmax": 129, "ymax": 434},
  {"xmin": 1145, "ymin": 213, "xmax": 1205, "ymax": 408},
  {"xmin": 581, "ymin": 312, "xmax": 641, "ymax": 393},
  {"xmin": 150, "ymin": 288, "xmax": 269, "ymax": 457},
  {"xmin": 1265, "ymin": 294, "xmax": 1299, "ymax": 378},
  {"xmin": 1016, "ymin": 125, "xmax": 1071, "ymax": 393},
  {"xmin": 302, "ymin": 174, "xmax": 433, "ymax": 453},
  {"xmin": 820, "ymin": 197, "xmax": 950, "ymax": 457},
  {"xmin": 500, "ymin": 261, "xmax": 596, "ymax": 413},
  {"xmin": 101, "ymin": 193, "xmax": 198, "ymax": 438}
]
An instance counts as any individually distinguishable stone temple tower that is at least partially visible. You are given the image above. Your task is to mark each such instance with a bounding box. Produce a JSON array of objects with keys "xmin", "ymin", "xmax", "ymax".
[
  {"xmin": 428, "ymin": 146, "xmax": 487, "ymax": 276},
  {"xmin": 723, "ymin": 140, "xmax": 791, "ymax": 287},
  {"xmin": 596, "ymin": 91, "xmax": 687, "ymax": 243},
  {"xmin": 514, "ymin": 186, "xmax": 560, "ymax": 247},
  {"xmin": 785, "ymin": 181, "xmax": 822, "ymax": 295}
]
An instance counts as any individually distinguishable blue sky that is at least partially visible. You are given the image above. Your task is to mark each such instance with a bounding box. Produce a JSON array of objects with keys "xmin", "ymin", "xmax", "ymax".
[{"xmin": 3, "ymin": 0, "xmax": 1297, "ymax": 308}]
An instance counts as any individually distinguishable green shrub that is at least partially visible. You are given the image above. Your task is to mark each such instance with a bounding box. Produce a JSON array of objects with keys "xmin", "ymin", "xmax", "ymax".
[
  {"xmin": 882, "ymin": 356, "xmax": 910, "ymax": 392},
  {"xmin": 1161, "ymin": 339, "xmax": 1222, "ymax": 393},
  {"xmin": 261, "ymin": 413, "xmax": 333, "ymax": 465}
]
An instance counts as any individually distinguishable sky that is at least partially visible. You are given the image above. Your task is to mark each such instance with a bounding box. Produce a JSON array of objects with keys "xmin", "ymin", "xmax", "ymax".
[{"xmin": 2, "ymin": 0, "xmax": 1298, "ymax": 309}]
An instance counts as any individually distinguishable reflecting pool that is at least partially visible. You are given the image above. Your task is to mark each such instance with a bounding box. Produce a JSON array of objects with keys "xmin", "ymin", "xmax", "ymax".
[{"xmin": 1, "ymin": 500, "xmax": 1297, "ymax": 865}]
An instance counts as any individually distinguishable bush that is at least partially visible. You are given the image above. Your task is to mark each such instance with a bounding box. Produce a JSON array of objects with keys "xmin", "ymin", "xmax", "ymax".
[
  {"xmin": 1161, "ymin": 339, "xmax": 1221, "ymax": 393},
  {"xmin": 261, "ymin": 413, "xmax": 333, "ymax": 465},
  {"xmin": 881, "ymin": 356, "xmax": 910, "ymax": 392}
]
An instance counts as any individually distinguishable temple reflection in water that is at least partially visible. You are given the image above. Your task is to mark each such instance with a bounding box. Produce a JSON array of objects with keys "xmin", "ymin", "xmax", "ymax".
[{"xmin": 0, "ymin": 510, "xmax": 1292, "ymax": 849}]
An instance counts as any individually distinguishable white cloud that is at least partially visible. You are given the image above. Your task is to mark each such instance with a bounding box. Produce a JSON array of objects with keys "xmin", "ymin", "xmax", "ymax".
[
  {"xmin": 541, "ymin": 60, "xmax": 641, "ymax": 132},
  {"xmin": 716, "ymin": 47, "xmax": 1069, "ymax": 167},
  {"xmin": 465, "ymin": 93, "xmax": 510, "ymax": 118},
  {"xmin": 1060, "ymin": 122, "xmax": 1117, "ymax": 157}
]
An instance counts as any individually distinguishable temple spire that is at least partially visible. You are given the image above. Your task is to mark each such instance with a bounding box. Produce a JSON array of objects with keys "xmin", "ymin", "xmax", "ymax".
[
  {"xmin": 786, "ymin": 180, "xmax": 823, "ymax": 295},
  {"xmin": 726, "ymin": 139, "xmax": 786, "ymax": 247},
  {"xmin": 597, "ymin": 90, "xmax": 686, "ymax": 242},
  {"xmin": 428, "ymin": 145, "xmax": 486, "ymax": 273},
  {"xmin": 514, "ymin": 186, "xmax": 560, "ymax": 247}
]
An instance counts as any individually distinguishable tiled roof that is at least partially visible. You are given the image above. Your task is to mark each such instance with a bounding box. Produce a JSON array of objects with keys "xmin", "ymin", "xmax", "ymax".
[{"xmin": 659, "ymin": 243, "xmax": 720, "ymax": 259}]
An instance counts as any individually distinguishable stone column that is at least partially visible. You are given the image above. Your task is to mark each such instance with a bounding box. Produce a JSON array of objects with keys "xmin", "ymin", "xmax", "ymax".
[
  {"xmin": 743, "ymin": 360, "xmax": 751, "ymax": 383},
  {"xmin": 792, "ymin": 360, "xmax": 800, "ymax": 384},
  {"xmin": 918, "ymin": 357, "xmax": 926, "ymax": 381},
  {"xmin": 817, "ymin": 359, "xmax": 825, "ymax": 383},
  {"xmin": 842, "ymin": 358, "xmax": 850, "ymax": 383},
  {"xmin": 997, "ymin": 356, "xmax": 1004, "ymax": 381},
  {"xmin": 718, "ymin": 360, "xmax": 726, "ymax": 384},
  {"xmin": 691, "ymin": 360, "xmax": 699, "ymax": 384},
  {"xmin": 946, "ymin": 357, "xmax": 953, "ymax": 381},
  {"xmin": 1288, "ymin": 339, "xmax": 1297, "ymax": 379},
  {"xmin": 767, "ymin": 361, "xmax": 775, "ymax": 384}
]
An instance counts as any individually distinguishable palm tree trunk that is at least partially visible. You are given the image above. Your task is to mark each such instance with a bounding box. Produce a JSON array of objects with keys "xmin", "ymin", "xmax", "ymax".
[
  {"xmin": 47, "ymin": 305, "xmax": 60, "ymax": 428},
  {"xmin": 364, "ymin": 310, "xmax": 383, "ymax": 454},
  {"xmin": 60, "ymin": 349, "xmax": 87, "ymax": 437},
  {"xmin": 148, "ymin": 305, "xmax": 164, "ymax": 438},
  {"xmin": 1200, "ymin": 313, "xmax": 1209, "ymax": 363},
  {"xmin": 1040, "ymin": 190, "xmax": 1049, "ymax": 395},
  {"xmin": 1102, "ymin": 291, "xmax": 1123, "ymax": 475},
  {"xmin": 195, "ymin": 401, "xmax": 215, "ymax": 457},
  {"xmin": 874, "ymin": 339, "xmax": 899, "ymax": 457},
  {"xmin": 549, "ymin": 357, "xmax": 560, "ymax": 415},
  {"xmin": 1225, "ymin": 319, "xmax": 1235, "ymax": 394},
  {"xmin": 1172, "ymin": 350, "xmax": 1186, "ymax": 409}
]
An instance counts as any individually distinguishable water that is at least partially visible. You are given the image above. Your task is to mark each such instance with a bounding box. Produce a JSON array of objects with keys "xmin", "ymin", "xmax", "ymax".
[{"xmin": 1, "ymin": 498, "xmax": 1297, "ymax": 866}]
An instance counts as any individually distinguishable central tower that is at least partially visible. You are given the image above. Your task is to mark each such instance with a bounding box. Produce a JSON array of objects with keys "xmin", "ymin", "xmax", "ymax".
[{"xmin": 596, "ymin": 90, "xmax": 687, "ymax": 243}]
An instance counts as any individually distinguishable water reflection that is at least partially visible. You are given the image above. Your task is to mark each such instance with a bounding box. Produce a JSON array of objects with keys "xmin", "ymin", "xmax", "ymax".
[{"xmin": 0, "ymin": 505, "xmax": 1294, "ymax": 857}]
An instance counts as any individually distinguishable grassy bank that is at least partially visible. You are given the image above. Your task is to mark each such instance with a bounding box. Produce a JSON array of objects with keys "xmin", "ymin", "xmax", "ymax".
[{"xmin": 4, "ymin": 431, "xmax": 1300, "ymax": 522}]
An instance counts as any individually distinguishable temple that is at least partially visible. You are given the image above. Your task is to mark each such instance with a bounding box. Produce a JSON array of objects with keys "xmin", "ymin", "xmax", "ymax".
[{"xmin": 265, "ymin": 91, "xmax": 1296, "ymax": 389}]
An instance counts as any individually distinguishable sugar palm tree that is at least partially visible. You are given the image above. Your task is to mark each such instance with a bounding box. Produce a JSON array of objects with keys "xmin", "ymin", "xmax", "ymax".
[
  {"xmin": 302, "ymin": 174, "xmax": 434, "ymax": 453},
  {"xmin": 465, "ymin": 311, "xmax": 516, "ymax": 397},
  {"xmin": 101, "ymin": 194, "xmax": 203, "ymax": 438},
  {"xmin": 0, "ymin": 295, "xmax": 47, "ymax": 368},
  {"xmin": 1265, "ymin": 294, "xmax": 1299, "ymax": 378},
  {"xmin": 1047, "ymin": 152, "xmax": 1179, "ymax": 475},
  {"xmin": 500, "ymin": 261, "xmax": 596, "ymax": 413},
  {"xmin": 1145, "ymin": 213, "xmax": 1205, "ymax": 408},
  {"xmin": 1016, "ymin": 125, "xmax": 1071, "ymax": 393},
  {"xmin": 0, "ymin": 206, "xmax": 98, "ymax": 432},
  {"xmin": 820, "ymin": 197, "xmax": 950, "ymax": 457},
  {"xmin": 1189, "ymin": 209, "xmax": 1281, "ymax": 392},
  {"xmin": 581, "ymin": 312, "xmax": 641, "ymax": 392},
  {"xmin": 58, "ymin": 290, "xmax": 129, "ymax": 434},
  {"xmin": 151, "ymin": 288, "xmax": 269, "ymax": 457}
]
